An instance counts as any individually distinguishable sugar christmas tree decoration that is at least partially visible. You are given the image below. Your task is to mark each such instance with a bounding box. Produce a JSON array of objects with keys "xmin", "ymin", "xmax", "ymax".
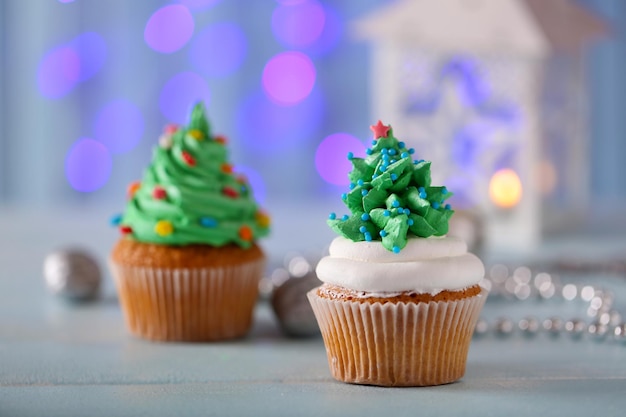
[
  {"xmin": 116, "ymin": 102, "xmax": 270, "ymax": 248},
  {"xmin": 328, "ymin": 121, "xmax": 453, "ymax": 252}
]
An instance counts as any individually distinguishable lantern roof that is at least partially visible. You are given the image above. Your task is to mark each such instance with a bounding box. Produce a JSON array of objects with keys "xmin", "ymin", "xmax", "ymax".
[{"xmin": 353, "ymin": 0, "xmax": 608, "ymax": 57}]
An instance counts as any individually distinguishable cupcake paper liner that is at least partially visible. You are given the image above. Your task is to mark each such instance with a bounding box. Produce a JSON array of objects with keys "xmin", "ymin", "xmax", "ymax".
[
  {"xmin": 110, "ymin": 259, "xmax": 265, "ymax": 342},
  {"xmin": 307, "ymin": 288, "xmax": 487, "ymax": 387}
]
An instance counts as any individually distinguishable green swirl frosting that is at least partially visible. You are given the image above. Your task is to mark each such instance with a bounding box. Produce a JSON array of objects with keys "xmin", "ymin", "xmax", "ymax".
[
  {"xmin": 328, "ymin": 122, "xmax": 453, "ymax": 253},
  {"xmin": 117, "ymin": 102, "xmax": 270, "ymax": 248}
]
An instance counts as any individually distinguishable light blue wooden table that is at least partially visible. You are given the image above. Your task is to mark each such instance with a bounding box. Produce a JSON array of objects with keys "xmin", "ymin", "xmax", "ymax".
[{"xmin": 1, "ymin": 203, "xmax": 626, "ymax": 416}]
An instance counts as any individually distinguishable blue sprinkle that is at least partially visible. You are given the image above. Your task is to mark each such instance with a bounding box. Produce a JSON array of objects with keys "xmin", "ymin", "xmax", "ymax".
[
  {"xmin": 432, "ymin": 202, "xmax": 441, "ymax": 209},
  {"xmin": 349, "ymin": 183, "xmax": 356, "ymax": 190},
  {"xmin": 442, "ymin": 187, "xmax": 448, "ymax": 194},
  {"xmin": 359, "ymin": 226, "xmax": 367, "ymax": 233},
  {"xmin": 110, "ymin": 214, "xmax": 122, "ymax": 227},
  {"xmin": 379, "ymin": 166, "xmax": 386, "ymax": 172},
  {"xmin": 381, "ymin": 148, "xmax": 388, "ymax": 155},
  {"xmin": 414, "ymin": 160, "xmax": 419, "ymax": 164},
  {"xmin": 383, "ymin": 210, "xmax": 391, "ymax": 217},
  {"xmin": 418, "ymin": 159, "xmax": 424, "ymax": 163},
  {"xmin": 364, "ymin": 233, "xmax": 372, "ymax": 242},
  {"xmin": 398, "ymin": 141, "xmax": 405, "ymax": 148},
  {"xmin": 392, "ymin": 200, "xmax": 400, "ymax": 208},
  {"xmin": 408, "ymin": 219, "xmax": 414, "ymax": 226},
  {"xmin": 379, "ymin": 230, "xmax": 388, "ymax": 237},
  {"xmin": 342, "ymin": 214, "xmax": 349, "ymax": 221},
  {"xmin": 401, "ymin": 152, "xmax": 409, "ymax": 158},
  {"xmin": 371, "ymin": 140, "xmax": 377, "ymax": 146},
  {"xmin": 392, "ymin": 246, "xmax": 400, "ymax": 254},
  {"xmin": 390, "ymin": 173, "xmax": 398, "ymax": 181},
  {"xmin": 329, "ymin": 212, "xmax": 336, "ymax": 220},
  {"xmin": 200, "ymin": 217, "xmax": 218, "ymax": 228},
  {"xmin": 347, "ymin": 152, "xmax": 354, "ymax": 160},
  {"xmin": 361, "ymin": 213, "xmax": 370, "ymax": 221},
  {"xmin": 409, "ymin": 148, "xmax": 415, "ymax": 154},
  {"xmin": 341, "ymin": 193, "xmax": 347, "ymax": 200},
  {"xmin": 418, "ymin": 187, "xmax": 425, "ymax": 192},
  {"xmin": 372, "ymin": 174, "xmax": 378, "ymax": 179},
  {"xmin": 404, "ymin": 208, "xmax": 411, "ymax": 215},
  {"xmin": 366, "ymin": 149, "xmax": 373, "ymax": 155},
  {"xmin": 445, "ymin": 204, "xmax": 451, "ymax": 210},
  {"xmin": 419, "ymin": 191, "xmax": 427, "ymax": 199},
  {"xmin": 390, "ymin": 159, "xmax": 397, "ymax": 164},
  {"xmin": 361, "ymin": 189, "xmax": 368, "ymax": 196},
  {"xmin": 382, "ymin": 154, "xmax": 390, "ymax": 161},
  {"xmin": 357, "ymin": 179, "xmax": 364, "ymax": 186},
  {"xmin": 389, "ymin": 149, "xmax": 396, "ymax": 156}
]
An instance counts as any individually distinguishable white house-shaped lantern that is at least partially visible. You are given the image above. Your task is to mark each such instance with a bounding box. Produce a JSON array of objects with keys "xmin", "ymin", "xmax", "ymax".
[{"xmin": 354, "ymin": 0, "xmax": 607, "ymax": 254}]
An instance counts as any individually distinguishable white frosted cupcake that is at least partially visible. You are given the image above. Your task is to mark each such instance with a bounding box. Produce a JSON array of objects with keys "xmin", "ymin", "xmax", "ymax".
[{"xmin": 308, "ymin": 121, "xmax": 487, "ymax": 387}]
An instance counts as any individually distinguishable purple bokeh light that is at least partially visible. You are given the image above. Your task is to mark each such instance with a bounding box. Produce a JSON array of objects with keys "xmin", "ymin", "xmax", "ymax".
[
  {"xmin": 159, "ymin": 72, "xmax": 210, "ymax": 123},
  {"xmin": 315, "ymin": 133, "xmax": 366, "ymax": 186},
  {"xmin": 94, "ymin": 99, "xmax": 145, "ymax": 154},
  {"xmin": 234, "ymin": 165, "xmax": 266, "ymax": 205},
  {"xmin": 190, "ymin": 22, "xmax": 247, "ymax": 77},
  {"xmin": 144, "ymin": 5, "xmax": 194, "ymax": 54},
  {"xmin": 71, "ymin": 32, "xmax": 107, "ymax": 81},
  {"xmin": 272, "ymin": 1, "xmax": 325, "ymax": 48},
  {"xmin": 262, "ymin": 52, "xmax": 316, "ymax": 105},
  {"xmin": 178, "ymin": 0, "xmax": 222, "ymax": 10},
  {"xmin": 37, "ymin": 47, "xmax": 80, "ymax": 99},
  {"xmin": 58, "ymin": 0, "xmax": 76, "ymax": 3},
  {"xmin": 237, "ymin": 89, "xmax": 324, "ymax": 152},
  {"xmin": 65, "ymin": 138, "xmax": 112, "ymax": 192}
]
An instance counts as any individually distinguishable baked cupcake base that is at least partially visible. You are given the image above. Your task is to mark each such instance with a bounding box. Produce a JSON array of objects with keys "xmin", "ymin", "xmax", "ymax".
[
  {"xmin": 110, "ymin": 239, "xmax": 265, "ymax": 342},
  {"xmin": 308, "ymin": 284, "xmax": 487, "ymax": 387}
]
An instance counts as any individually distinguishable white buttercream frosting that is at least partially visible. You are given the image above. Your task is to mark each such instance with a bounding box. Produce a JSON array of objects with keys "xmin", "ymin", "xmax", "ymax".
[{"xmin": 316, "ymin": 236, "xmax": 484, "ymax": 295}]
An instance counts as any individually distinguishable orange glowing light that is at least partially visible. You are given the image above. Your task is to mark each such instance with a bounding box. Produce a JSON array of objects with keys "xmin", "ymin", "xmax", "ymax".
[{"xmin": 489, "ymin": 169, "xmax": 522, "ymax": 209}]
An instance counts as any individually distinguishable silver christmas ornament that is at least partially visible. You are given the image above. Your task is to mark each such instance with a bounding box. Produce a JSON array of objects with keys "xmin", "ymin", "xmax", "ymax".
[
  {"xmin": 43, "ymin": 249, "xmax": 101, "ymax": 300},
  {"xmin": 270, "ymin": 255, "xmax": 322, "ymax": 338}
]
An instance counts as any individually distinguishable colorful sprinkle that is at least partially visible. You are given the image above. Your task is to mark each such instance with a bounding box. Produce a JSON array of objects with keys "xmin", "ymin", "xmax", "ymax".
[
  {"xmin": 155, "ymin": 220, "xmax": 173, "ymax": 236},
  {"xmin": 442, "ymin": 187, "xmax": 448, "ymax": 194},
  {"xmin": 127, "ymin": 181, "xmax": 141, "ymax": 199},
  {"xmin": 236, "ymin": 175, "xmax": 248, "ymax": 184},
  {"xmin": 347, "ymin": 152, "xmax": 354, "ymax": 160},
  {"xmin": 182, "ymin": 150, "xmax": 196, "ymax": 166},
  {"xmin": 223, "ymin": 186, "xmax": 239, "ymax": 198},
  {"xmin": 341, "ymin": 214, "xmax": 349, "ymax": 221},
  {"xmin": 164, "ymin": 124, "xmax": 179, "ymax": 134},
  {"xmin": 188, "ymin": 129, "xmax": 204, "ymax": 140},
  {"xmin": 359, "ymin": 226, "xmax": 367, "ymax": 233},
  {"xmin": 403, "ymin": 208, "xmax": 411, "ymax": 215},
  {"xmin": 392, "ymin": 200, "xmax": 400, "ymax": 208},
  {"xmin": 445, "ymin": 204, "xmax": 451, "ymax": 210},
  {"xmin": 221, "ymin": 163, "xmax": 233, "ymax": 174},
  {"xmin": 401, "ymin": 152, "xmax": 408, "ymax": 158},
  {"xmin": 409, "ymin": 148, "xmax": 415, "ymax": 154},
  {"xmin": 357, "ymin": 179, "xmax": 364, "ymax": 186},
  {"xmin": 392, "ymin": 246, "xmax": 400, "ymax": 254},
  {"xmin": 159, "ymin": 134, "xmax": 173, "ymax": 149},
  {"xmin": 432, "ymin": 202, "xmax": 441, "ymax": 209},
  {"xmin": 110, "ymin": 214, "xmax": 122, "ymax": 226},
  {"xmin": 379, "ymin": 230, "xmax": 387, "ymax": 237},
  {"xmin": 389, "ymin": 149, "xmax": 396, "ymax": 156},
  {"xmin": 408, "ymin": 219, "xmax": 414, "ymax": 226},
  {"xmin": 371, "ymin": 140, "xmax": 377, "ymax": 146},
  {"xmin": 364, "ymin": 232, "xmax": 372, "ymax": 242},
  {"xmin": 341, "ymin": 193, "xmax": 347, "ymax": 200},
  {"xmin": 398, "ymin": 141, "xmax": 405, "ymax": 148},
  {"xmin": 379, "ymin": 166, "xmax": 386, "ymax": 172},
  {"xmin": 361, "ymin": 189, "xmax": 368, "ymax": 196},
  {"xmin": 200, "ymin": 217, "xmax": 218, "ymax": 227},
  {"xmin": 329, "ymin": 212, "xmax": 336, "ymax": 220},
  {"xmin": 366, "ymin": 149, "xmax": 372, "ymax": 155},
  {"xmin": 152, "ymin": 186, "xmax": 167, "ymax": 200},
  {"xmin": 382, "ymin": 154, "xmax": 390, "ymax": 161},
  {"xmin": 214, "ymin": 134, "xmax": 227, "ymax": 144},
  {"xmin": 120, "ymin": 225, "xmax": 133, "ymax": 235},
  {"xmin": 256, "ymin": 211, "xmax": 271, "ymax": 227},
  {"xmin": 381, "ymin": 148, "xmax": 388, "ymax": 155},
  {"xmin": 349, "ymin": 183, "xmax": 356, "ymax": 190},
  {"xmin": 239, "ymin": 225, "xmax": 253, "ymax": 241},
  {"xmin": 361, "ymin": 213, "xmax": 370, "ymax": 221},
  {"xmin": 383, "ymin": 210, "xmax": 390, "ymax": 216}
]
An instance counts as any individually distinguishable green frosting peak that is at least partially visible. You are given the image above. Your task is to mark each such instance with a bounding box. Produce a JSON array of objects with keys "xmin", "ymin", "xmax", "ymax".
[
  {"xmin": 117, "ymin": 102, "xmax": 270, "ymax": 248},
  {"xmin": 328, "ymin": 122, "xmax": 453, "ymax": 252}
]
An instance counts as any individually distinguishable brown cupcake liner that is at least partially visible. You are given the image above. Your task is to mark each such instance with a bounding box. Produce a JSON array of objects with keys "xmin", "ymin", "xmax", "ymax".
[
  {"xmin": 307, "ymin": 288, "xmax": 487, "ymax": 387},
  {"xmin": 110, "ymin": 259, "xmax": 265, "ymax": 342}
]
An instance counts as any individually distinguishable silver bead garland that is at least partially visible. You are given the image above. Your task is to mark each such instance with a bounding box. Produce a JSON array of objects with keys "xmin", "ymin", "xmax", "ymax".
[{"xmin": 475, "ymin": 264, "xmax": 626, "ymax": 344}]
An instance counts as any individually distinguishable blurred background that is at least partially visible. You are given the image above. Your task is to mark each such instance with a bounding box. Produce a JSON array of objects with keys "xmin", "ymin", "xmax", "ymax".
[{"xmin": 0, "ymin": 0, "xmax": 625, "ymax": 256}]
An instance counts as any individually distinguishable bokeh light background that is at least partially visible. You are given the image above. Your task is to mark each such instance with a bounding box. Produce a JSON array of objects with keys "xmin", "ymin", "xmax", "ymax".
[{"xmin": 0, "ymin": 0, "xmax": 624, "ymax": 208}]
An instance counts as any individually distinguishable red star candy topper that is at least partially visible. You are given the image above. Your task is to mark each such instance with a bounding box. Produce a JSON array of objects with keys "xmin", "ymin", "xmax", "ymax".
[{"xmin": 370, "ymin": 120, "xmax": 390, "ymax": 139}]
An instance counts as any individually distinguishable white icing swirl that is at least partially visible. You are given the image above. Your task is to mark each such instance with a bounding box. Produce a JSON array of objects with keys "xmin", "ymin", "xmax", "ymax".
[{"xmin": 316, "ymin": 236, "xmax": 484, "ymax": 295}]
